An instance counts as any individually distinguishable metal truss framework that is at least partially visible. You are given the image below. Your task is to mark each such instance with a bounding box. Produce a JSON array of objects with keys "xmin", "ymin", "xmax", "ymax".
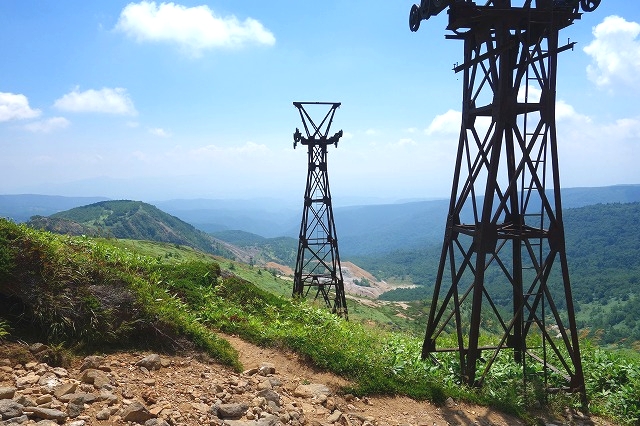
[
  {"xmin": 292, "ymin": 102, "xmax": 348, "ymax": 319},
  {"xmin": 410, "ymin": 0, "xmax": 600, "ymax": 406}
]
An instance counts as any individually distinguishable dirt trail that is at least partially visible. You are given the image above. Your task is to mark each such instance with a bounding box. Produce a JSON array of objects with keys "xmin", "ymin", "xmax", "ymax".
[{"xmin": 0, "ymin": 337, "xmax": 617, "ymax": 426}]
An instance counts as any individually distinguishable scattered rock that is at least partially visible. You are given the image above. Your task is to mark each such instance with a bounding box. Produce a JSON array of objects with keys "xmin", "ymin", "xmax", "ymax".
[
  {"xmin": 121, "ymin": 400, "xmax": 155, "ymax": 423},
  {"xmin": 0, "ymin": 387, "xmax": 16, "ymax": 400},
  {"xmin": 80, "ymin": 368, "xmax": 110, "ymax": 388},
  {"xmin": 53, "ymin": 382, "xmax": 77, "ymax": 399},
  {"xmin": 445, "ymin": 396, "xmax": 456, "ymax": 408},
  {"xmin": 327, "ymin": 409, "xmax": 342, "ymax": 423},
  {"xmin": 0, "ymin": 399, "xmax": 23, "ymax": 420},
  {"xmin": 66, "ymin": 395, "xmax": 86, "ymax": 418},
  {"xmin": 258, "ymin": 362, "xmax": 276, "ymax": 376},
  {"xmin": 23, "ymin": 406, "xmax": 68, "ymax": 422},
  {"xmin": 28, "ymin": 343, "xmax": 47, "ymax": 354},
  {"xmin": 79, "ymin": 355, "xmax": 104, "ymax": 372},
  {"xmin": 145, "ymin": 418, "xmax": 171, "ymax": 426},
  {"xmin": 0, "ymin": 340, "xmax": 557, "ymax": 426},
  {"xmin": 95, "ymin": 407, "xmax": 111, "ymax": 420},
  {"xmin": 294, "ymin": 383, "xmax": 331, "ymax": 399},
  {"xmin": 214, "ymin": 402, "xmax": 249, "ymax": 419},
  {"xmin": 136, "ymin": 354, "xmax": 162, "ymax": 371},
  {"xmin": 257, "ymin": 389, "xmax": 280, "ymax": 407}
]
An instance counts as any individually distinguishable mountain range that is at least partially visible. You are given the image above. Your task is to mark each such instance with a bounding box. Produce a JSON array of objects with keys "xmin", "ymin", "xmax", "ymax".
[{"xmin": 4, "ymin": 184, "xmax": 640, "ymax": 257}]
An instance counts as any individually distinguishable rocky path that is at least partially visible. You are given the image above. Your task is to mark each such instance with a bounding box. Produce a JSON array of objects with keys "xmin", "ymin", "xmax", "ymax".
[{"xmin": 0, "ymin": 338, "xmax": 615, "ymax": 426}]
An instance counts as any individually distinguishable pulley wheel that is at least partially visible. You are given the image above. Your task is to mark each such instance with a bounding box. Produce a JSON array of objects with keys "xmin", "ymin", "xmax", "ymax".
[{"xmin": 581, "ymin": 0, "xmax": 600, "ymax": 12}]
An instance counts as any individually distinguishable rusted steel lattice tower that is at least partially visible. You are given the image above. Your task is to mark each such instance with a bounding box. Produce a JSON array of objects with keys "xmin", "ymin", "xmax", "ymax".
[
  {"xmin": 292, "ymin": 102, "xmax": 348, "ymax": 319},
  {"xmin": 409, "ymin": 0, "xmax": 601, "ymax": 404}
]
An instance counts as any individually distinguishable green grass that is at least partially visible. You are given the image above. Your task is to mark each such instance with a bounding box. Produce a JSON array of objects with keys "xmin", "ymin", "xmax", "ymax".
[{"xmin": 1, "ymin": 218, "xmax": 639, "ymax": 425}]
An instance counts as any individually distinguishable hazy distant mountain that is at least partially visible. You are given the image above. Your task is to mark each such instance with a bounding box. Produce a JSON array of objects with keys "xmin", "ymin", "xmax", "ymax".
[
  {"xmin": 0, "ymin": 194, "xmax": 109, "ymax": 223},
  {"xmin": 4, "ymin": 185, "xmax": 640, "ymax": 254}
]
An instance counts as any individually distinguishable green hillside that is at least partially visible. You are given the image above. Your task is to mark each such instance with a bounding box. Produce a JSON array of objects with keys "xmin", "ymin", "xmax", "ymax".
[
  {"xmin": 1, "ymin": 219, "xmax": 639, "ymax": 425},
  {"xmin": 27, "ymin": 200, "xmax": 233, "ymax": 258},
  {"xmin": 211, "ymin": 229, "xmax": 297, "ymax": 266}
]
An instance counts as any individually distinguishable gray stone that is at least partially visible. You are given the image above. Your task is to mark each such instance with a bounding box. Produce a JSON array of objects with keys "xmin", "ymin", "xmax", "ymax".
[
  {"xmin": 79, "ymin": 355, "xmax": 104, "ymax": 372},
  {"xmin": 95, "ymin": 408, "xmax": 110, "ymax": 420},
  {"xmin": 1, "ymin": 414, "xmax": 28, "ymax": 424},
  {"xmin": 66, "ymin": 396, "xmax": 85, "ymax": 418},
  {"xmin": 51, "ymin": 367, "xmax": 68, "ymax": 378},
  {"xmin": 23, "ymin": 406, "xmax": 67, "ymax": 422},
  {"xmin": 12, "ymin": 396, "xmax": 35, "ymax": 409},
  {"xmin": 28, "ymin": 343, "xmax": 47, "ymax": 354},
  {"xmin": 135, "ymin": 354, "xmax": 162, "ymax": 371},
  {"xmin": 327, "ymin": 410, "xmax": 342, "ymax": 423},
  {"xmin": 37, "ymin": 372, "xmax": 60, "ymax": 392},
  {"xmin": 80, "ymin": 369, "xmax": 110, "ymax": 388},
  {"xmin": 121, "ymin": 401, "xmax": 154, "ymax": 423},
  {"xmin": 293, "ymin": 383, "xmax": 330, "ymax": 398},
  {"xmin": 243, "ymin": 367, "xmax": 259, "ymax": 376},
  {"xmin": 0, "ymin": 399, "xmax": 23, "ymax": 420},
  {"xmin": 257, "ymin": 389, "xmax": 280, "ymax": 406},
  {"xmin": 0, "ymin": 388, "xmax": 16, "ymax": 400},
  {"xmin": 34, "ymin": 395, "xmax": 52, "ymax": 405},
  {"xmin": 98, "ymin": 391, "xmax": 118, "ymax": 405},
  {"xmin": 258, "ymin": 363, "xmax": 275, "ymax": 376},
  {"xmin": 15, "ymin": 374, "xmax": 39, "ymax": 389},
  {"xmin": 57, "ymin": 392, "xmax": 86, "ymax": 403},
  {"xmin": 145, "ymin": 419, "xmax": 171, "ymax": 426},
  {"xmin": 215, "ymin": 403, "xmax": 249, "ymax": 419},
  {"xmin": 53, "ymin": 382, "xmax": 77, "ymax": 399},
  {"xmin": 67, "ymin": 420, "xmax": 85, "ymax": 426}
]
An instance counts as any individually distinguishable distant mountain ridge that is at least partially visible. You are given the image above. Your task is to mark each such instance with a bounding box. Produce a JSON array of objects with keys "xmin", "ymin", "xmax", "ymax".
[
  {"xmin": 27, "ymin": 200, "xmax": 233, "ymax": 259},
  {"xmin": 3, "ymin": 184, "xmax": 640, "ymax": 256}
]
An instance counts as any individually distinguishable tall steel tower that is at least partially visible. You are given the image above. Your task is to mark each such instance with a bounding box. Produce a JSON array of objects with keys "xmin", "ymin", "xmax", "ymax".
[
  {"xmin": 409, "ymin": 0, "xmax": 601, "ymax": 405},
  {"xmin": 292, "ymin": 102, "xmax": 348, "ymax": 319}
]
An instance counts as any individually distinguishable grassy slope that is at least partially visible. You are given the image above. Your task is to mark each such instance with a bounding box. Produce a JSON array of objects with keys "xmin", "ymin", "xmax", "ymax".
[{"xmin": 1, "ymin": 219, "xmax": 639, "ymax": 425}]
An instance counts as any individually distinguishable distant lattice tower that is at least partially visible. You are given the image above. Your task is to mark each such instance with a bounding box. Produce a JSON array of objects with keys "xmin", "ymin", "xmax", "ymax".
[
  {"xmin": 409, "ymin": 0, "xmax": 601, "ymax": 407},
  {"xmin": 292, "ymin": 102, "xmax": 348, "ymax": 319}
]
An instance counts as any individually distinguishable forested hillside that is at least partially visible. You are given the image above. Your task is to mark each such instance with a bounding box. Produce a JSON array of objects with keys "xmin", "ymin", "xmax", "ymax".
[{"xmin": 358, "ymin": 202, "xmax": 640, "ymax": 347}]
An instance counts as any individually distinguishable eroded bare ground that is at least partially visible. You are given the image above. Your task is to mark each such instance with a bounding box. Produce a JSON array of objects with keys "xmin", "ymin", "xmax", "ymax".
[{"xmin": 0, "ymin": 336, "xmax": 618, "ymax": 426}]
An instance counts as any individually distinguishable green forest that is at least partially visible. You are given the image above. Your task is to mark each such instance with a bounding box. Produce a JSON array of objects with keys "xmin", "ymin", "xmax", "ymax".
[{"xmin": 355, "ymin": 202, "xmax": 640, "ymax": 347}]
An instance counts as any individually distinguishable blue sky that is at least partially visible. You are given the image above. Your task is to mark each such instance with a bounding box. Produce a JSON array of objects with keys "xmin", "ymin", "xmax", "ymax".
[{"xmin": 0, "ymin": 1, "xmax": 639, "ymax": 203}]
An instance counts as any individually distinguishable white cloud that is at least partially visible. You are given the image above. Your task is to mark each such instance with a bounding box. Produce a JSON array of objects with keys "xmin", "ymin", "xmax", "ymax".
[
  {"xmin": 365, "ymin": 129, "xmax": 378, "ymax": 136},
  {"xmin": 392, "ymin": 138, "xmax": 417, "ymax": 148},
  {"xmin": 556, "ymin": 100, "xmax": 591, "ymax": 123},
  {"xmin": 425, "ymin": 109, "xmax": 460, "ymax": 135},
  {"xmin": 115, "ymin": 1, "xmax": 276, "ymax": 55},
  {"xmin": 0, "ymin": 92, "xmax": 41, "ymax": 122},
  {"xmin": 341, "ymin": 131, "xmax": 354, "ymax": 140},
  {"xmin": 24, "ymin": 117, "xmax": 70, "ymax": 133},
  {"xmin": 584, "ymin": 15, "xmax": 640, "ymax": 90},
  {"xmin": 149, "ymin": 127, "xmax": 171, "ymax": 137},
  {"xmin": 54, "ymin": 87, "xmax": 137, "ymax": 115}
]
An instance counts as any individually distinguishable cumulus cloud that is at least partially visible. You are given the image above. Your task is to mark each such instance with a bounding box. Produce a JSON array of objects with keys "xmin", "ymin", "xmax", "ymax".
[
  {"xmin": 425, "ymin": 109, "xmax": 460, "ymax": 135},
  {"xmin": 53, "ymin": 87, "xmax": 137, "ymax": 115},
  {"xmin": 149, "ymin": 127, "xmax": 171, "ymax": 137},
  {"xmin": 0, "ymin": 92, "xmax": 41, "ymax": 122},
  {"xmin": 54, "ymin": 87, "xmax": 137, "ymax": 115},
  {"xmin": 584, "ymin": 15, "xmax": 640, "ymax": 90},
  {"xmin": 556, "ymin": 100, "xmax": 591, "ymax": 123},
  {"xmin": 114, "ymin": 1, "xmax": 275, "ymax": 55},
  {"xmin": 24, "ymin": 117, "xmax": 70, "ymax": 133}
]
